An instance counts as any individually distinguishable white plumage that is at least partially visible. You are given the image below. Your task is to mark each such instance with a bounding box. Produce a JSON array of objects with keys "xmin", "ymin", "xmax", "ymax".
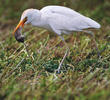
[{"xmin": 20, "ymin": 6, "xmax": 101, "ymax": 35}]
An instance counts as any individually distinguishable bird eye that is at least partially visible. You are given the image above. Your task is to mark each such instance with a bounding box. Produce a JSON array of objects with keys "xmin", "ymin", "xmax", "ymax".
[
  {"xmin": 25, "ymin": 17, "xmax": 27, "ymax": 20},
  {"xmin": 24, "ymin": 17, "xmax": 27, "ymax": 22}
]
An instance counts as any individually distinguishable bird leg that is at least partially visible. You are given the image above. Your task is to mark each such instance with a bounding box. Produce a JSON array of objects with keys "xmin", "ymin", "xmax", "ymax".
[
  {"xmin": 55, "ymin": 36, "xmax": 69, "ymax": 73},
  {"xmin": 83, "ymin": 30, "xmax": 100, "ymax": 57}
]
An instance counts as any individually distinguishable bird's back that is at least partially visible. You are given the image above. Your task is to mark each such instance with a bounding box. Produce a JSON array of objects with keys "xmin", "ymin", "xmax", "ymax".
[
  {"xmin": 40, "ymin": 6, "xmax": 100, "ymax": 35},
  {"xmin": 40, "ymin": 6, "xmax": 83, "ymax": 18}
]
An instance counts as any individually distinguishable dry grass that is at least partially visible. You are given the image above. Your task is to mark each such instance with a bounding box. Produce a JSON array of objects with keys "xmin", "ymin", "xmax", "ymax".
[
  {"xmin": 0, "ymin": 0, "xmax": 110, "ymax": 99},
  {"xmin": 0, "ymin": 23, "xmax": 110, "ymax": 100}
]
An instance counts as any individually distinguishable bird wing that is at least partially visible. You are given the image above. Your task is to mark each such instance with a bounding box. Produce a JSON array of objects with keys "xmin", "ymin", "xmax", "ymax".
[
  {"xmin": 40, "ymin": 6, "xmax": 82, "ymax": 18},
  {"xmin": 40, "ymin": 6, "xmax": 100, "ymax": 35}
]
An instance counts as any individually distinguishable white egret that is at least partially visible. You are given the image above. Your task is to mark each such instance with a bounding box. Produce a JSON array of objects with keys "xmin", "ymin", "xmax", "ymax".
[{"xmin": 13, "ymin": 6, "xmax": 101, "ymax": 73}]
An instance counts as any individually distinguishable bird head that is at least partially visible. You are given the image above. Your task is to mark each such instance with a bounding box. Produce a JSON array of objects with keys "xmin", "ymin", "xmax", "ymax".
[{"xmin": 13, "ymin": 9, "xmax": 39, "ymax": 43}]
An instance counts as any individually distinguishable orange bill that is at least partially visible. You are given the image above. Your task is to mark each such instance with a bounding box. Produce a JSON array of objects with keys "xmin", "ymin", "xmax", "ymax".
[{"xmin": 13, "ymin": 17, "xmax": 27, "ymax": 35}]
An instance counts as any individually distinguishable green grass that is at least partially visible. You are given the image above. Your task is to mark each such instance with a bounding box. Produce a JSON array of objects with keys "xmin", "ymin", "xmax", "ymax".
[
  {"xmin": 0, "ymin": 23, "xmax": 110, "ymax": 100},
  {"xmin": 0, "ymin": 0, "xmax": 110, "ymax": 100}
]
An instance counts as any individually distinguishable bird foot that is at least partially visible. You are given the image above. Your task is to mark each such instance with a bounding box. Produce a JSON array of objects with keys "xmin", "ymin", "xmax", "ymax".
[{"xmin": 55, "ymin": 68, "xmax": 61, "ymax": 74}]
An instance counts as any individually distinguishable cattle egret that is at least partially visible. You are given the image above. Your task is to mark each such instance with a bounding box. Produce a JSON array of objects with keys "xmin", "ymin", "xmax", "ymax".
[{"xmin": 13, "ymin": 6, "xmax": 101, "ymax": 73}]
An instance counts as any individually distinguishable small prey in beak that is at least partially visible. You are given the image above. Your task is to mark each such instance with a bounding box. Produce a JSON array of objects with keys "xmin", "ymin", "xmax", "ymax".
[
  {"xmin": 14, "ymin": 27, "xmax": 25, "ymax": 43},
  {"xmin": 13, "ymin": 17, "xmax": 27, "ymax": 43}
]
